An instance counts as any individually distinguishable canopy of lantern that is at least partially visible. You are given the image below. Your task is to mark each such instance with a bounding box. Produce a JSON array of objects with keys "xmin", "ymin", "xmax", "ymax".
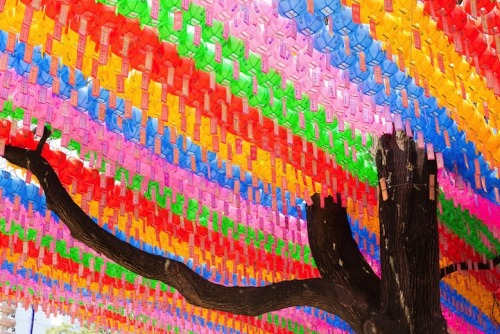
[{"xmin": 0, "ymin": 0, "xmax": 498, "ymax": 332}]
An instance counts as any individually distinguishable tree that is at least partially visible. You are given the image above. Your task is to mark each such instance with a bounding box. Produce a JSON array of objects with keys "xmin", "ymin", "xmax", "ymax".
[{"xmin": 3, "ymin": 127, "xmax": 499, "ymax": 333}]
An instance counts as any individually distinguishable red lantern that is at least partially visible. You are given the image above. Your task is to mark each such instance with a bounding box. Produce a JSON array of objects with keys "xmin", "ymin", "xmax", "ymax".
[
  {"xmin": 0, "ymin": 119, "xmax": 11, "ymax": 142},
  {"xmin": 10, "ymin": 129, "xmax": 35, "ymax": 149},
  {"xmin": 424, "ymin": 0, "xmax": 456, "ymax": 16},
  {"xmin": 463, "ymin": 0, "xmax": 497, "ymax": 16}
]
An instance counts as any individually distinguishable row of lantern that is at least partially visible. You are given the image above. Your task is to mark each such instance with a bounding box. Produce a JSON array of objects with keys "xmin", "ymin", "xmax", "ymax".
[
  {"xmin": 0, "ymin": 37, "xmax": 385, "ymax": 211},
  {"xmin": 78, "ymin": 0, "xmax": 500, "ymax": 118},
  {"xmin": 1, "ymin": 26, "xmax": 499, "ymax": 207}
]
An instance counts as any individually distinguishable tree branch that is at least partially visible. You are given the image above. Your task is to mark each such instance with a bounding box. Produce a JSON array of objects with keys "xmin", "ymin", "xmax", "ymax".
[
  {"xmin": 306, "ymin": 193, "xmax": 381, "ymax": 306},
  {"xmin": 35, "ymin": 126, "xmax": 52, "ymax": 154},
  {"xmin": 440, "ymin": 255, "xmax": 500, "ymax": 279},
  {"xmin": 2, "ymin": 133, "xmax": 357, "ymax": 323}
]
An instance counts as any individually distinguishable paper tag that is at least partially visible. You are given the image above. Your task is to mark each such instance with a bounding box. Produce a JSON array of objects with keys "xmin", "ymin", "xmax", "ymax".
[
  {"xmin": 52, "ymin": 77, "xmax": 60, "ymax": 95},
  {"xmin": 174, "ymin": 11, "xmax": 183, "ymax": 30},
  {"xmin": 434, "ymin": 152, "xmax": 443, "ymax": 169},
  {"xmin": 151, "ymin": 0, "xmax": 160, "ymax": 20},
  {"xmin": 344, "ymin": 36, "xmax": 351, "ymax": 56},
  {"xmin": 223, "ymin": 22, "xmax": 229, "ymax": 40},
  {"xmin": 401, "ymin": 89, "xmax": 408, "ymax": 108},
  {"xmin": 116, "ymin": 75, "xmax": 125, "ymax": 93},
  {"xmin": 53, "ymin": 22, "xmax": 63, "ymax": 41},
  {"xmin": 359, "ymin": 51, "xmax": 366, "ymax": 72},
  {"xmin": 470, "ymin": 0, "xmax": 477, "ymax": 17},
  {"xmin": 28, "ymin": 65, "xmax": 39, "ymax": 84},
  {"xmin": 92, "ymin": 79, "xmax": 100, "ymax": 97},
  {"xmin": 215, "ymin": 43, "xmax": 222, "ymax": 63},
  {"xmin": 124, "ymin": 100, "xmax": 132, "ymax": 118},
  {"xmin": 0, "ymin": 54, "xmax": 7, "ymax": 71},
  {"xmin": 413, "ymin": 29, "xmax": 421, "ymax": 50},
  {"xmin": 374, "ymin": 65, "xmax": 383, "ymax": 83},
  {"xmin": 352, "ymin": 3, "xmax": 361, "ymax": 24},
  {"xmin": 6, "ymin": 32, "xmax": 16, "ymax": 53},
  {"xmin": 19, "ymin": 24, "xmax": 29, "ymax": 43},
  {"xmin": 437, "ymin": 54, "xmax": 445, "ymax": 73},
  {"xmin": 397, "ymin": 49, "xmax": 405, "ymax": 71},
  {"xmin": 427, "ymin": 143, "xmax": 435, "ymax": 160},
  {"xmin": 24, "ymin": 43, "xmax": 34, "ymax": 63},
  {"xmin": 75, "ymin": 52, "xmax": 84, "ymax": 70},
  {"xmin": 193, "ymin": 25, "xmax": 201, "ymax": 46},
  {"xmin": 384, "ymin": 0, "xmax": 393, "ymax": 12},
  {"xmin": 369, "ymin": 19, "xmax": 377, "ymax": 40},
  {"xmin": 205, "ymin": 7, "xmax": 213, "ymax": 26},
  {"xmin": 50, "ymin": 56, "xmax": 59, "ymax": 76},
  {"xmin": 310, "ymin": 95, "xmax": 318, "ymax": 111}
]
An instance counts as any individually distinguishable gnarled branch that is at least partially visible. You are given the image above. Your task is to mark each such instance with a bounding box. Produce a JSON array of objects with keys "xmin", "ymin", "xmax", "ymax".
[
  {"xmin": 440, "ymin": 255, "xmax": 500, "ymax": 279},
  {"xmin": 306, "ymin": 193, "xmax": 380, "ymax": 306},
  {"xmin": 2, "ymin": 129, "xmax": 360, "ymax": 326}
]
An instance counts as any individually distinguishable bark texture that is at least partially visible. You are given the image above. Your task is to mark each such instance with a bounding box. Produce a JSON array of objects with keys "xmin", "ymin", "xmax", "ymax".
[
  {"xmin": 375, "ymin": 132, "xmax": 447, "ymax": 333},
  {"xmin": 3, "ymin": 127, "xmax": 498, "ymax": 333}
]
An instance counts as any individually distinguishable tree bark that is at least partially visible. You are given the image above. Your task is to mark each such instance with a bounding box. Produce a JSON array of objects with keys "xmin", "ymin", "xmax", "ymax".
[{"xmin": 374, "ymin": 132, "xmax": 447, "ymax": 333}]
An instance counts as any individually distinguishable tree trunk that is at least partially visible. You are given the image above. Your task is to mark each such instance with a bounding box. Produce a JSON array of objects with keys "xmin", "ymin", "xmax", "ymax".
[{"xmin": 371, "ymin": 132, "xmax": 447, "ymax": 333}]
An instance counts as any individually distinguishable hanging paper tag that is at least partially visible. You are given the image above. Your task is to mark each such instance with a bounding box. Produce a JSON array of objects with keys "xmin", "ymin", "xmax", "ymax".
[
  {"xmin": 344, "ymin": 36, "xmax": 351, "ymax": 56},
  {"xmin": 223, "ymin": 22, "xmax": 229, "ymax": 40},
  {"xmin": 24, "ymin": 43, "xmax": 34, "ymax": 63},
  {"xmin": 306, "ymin": 37, "xmax": 313, "ymax": 56},
  {"xmin": 427, "ymin": 143, "xmax": 435, "ymax": 160},
  {"xmin": 310, "ymin": 95, "xmax": 318, "ymax": 111},
  {"xmin": 53, "ymin": 22, "xmax": 63, "ymax": 41},
  {"xmin": 50, "ymin": 56, "xmax": 59, "ymax": 76},
  {"xmin": 413, "ymin": 29, "xmax": 421, "ymax": 50},
  {"xmin": 150, "ymin": 0, "xmax": 160, "ymax": 20},
  {"xmin": 116, "ymin": 75, "xmax": 125, "ymax": 93},
  {"xmin": 384, "ymin": 0, "xmax": 393, "ymax": 12},
  {"xmin": 397, "ymin": 49, "xmax": 405, "ymax": 71},
  {"xmin": 401, "ymin": 89, "xmax": 408, "ymax": 108},
  {"xmin": 193, "ymin": 25, "xmax": 201, "ymax": 46},
  {"xmin": 436, "ymin": 152, "xmax": 444, "ymax": 169},
  {"xmin": 352, "ymin": 3, "xmax": 361, "ymax": 24},
  {"xmin": 174, "ymin": 11, "xmax": 183, "ymax": 30},
  {"xmin": 437, "ymin": 53, "xmax": 445, "ymax": 73},
  {"xmin": 52, "ymin": 77, "xmax": 60, "ymax": 95},
  {"xmin": 0, "ymin": 54, "xmax": 8, "ymax": 71},
  {"xmin": 215, "ymin": 43, "xmax": 222, "ymax": 63},
  {"xmin": 417, "ymin": 133, "xmax": 424, "ymax": 149},
  {"xmin": 29, "ymin": 65, "xmax": 39, "ymax": 84},
  {"xmin": 359, "ymin": 51, "xmax": 366, "ymax": 72},
  {"xmin": 205, "ymin": 7, "xmax": 213, "ymax": 26},
  {"xmin": 6, "ymin": 32, "xmax": 16, "ymax": 53},
  {"xmin": 370, "ymin": 19, "xmax": 377, "ymax": 39},
  {"xmin": 232, "ymin": 60, "xmax": 240, "ymax": 80}
]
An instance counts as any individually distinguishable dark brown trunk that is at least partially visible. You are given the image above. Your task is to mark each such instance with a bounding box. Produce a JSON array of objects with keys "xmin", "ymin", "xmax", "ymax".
[{"xmin": 374, "ymin": 132, "xmax": 447, "ymax": 333}]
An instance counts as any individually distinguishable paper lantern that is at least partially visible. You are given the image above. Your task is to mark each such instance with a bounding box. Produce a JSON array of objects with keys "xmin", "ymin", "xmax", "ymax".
[{"xmin": 278, "ymin": 0, "xmax": 307, "ymax": 19}]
